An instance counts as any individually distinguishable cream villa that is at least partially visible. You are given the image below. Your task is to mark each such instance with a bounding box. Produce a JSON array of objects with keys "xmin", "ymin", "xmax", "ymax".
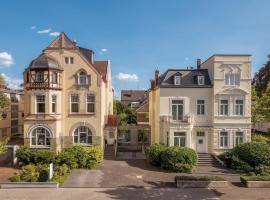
[
  {"xmin": 23, "ymin": 32, "xmax": 113, "ymax": 151},
  {"xmin": 149, "ymin": 55, "xmax": 252, "ymax": 155}
]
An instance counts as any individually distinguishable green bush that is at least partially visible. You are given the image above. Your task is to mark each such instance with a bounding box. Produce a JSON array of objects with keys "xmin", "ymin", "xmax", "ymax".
[
  {"xmin": 52, "ymin": 164, "xmax": 70, "ymax": 184},
  {"xmin": 146, "ymin": 144, "xmax": 166, "ymax": 166},
  {"xmin": 37, "ymin": 165, "xmax": 50, "ymax": 182},
  {"xmin": 83, "ymin": 146, "xmax": 103, "ymax": 169},
  {"xmin": 160, "ymin": 146, "xmax": 197, "ymax": 172},
  {"xmin": 174, "ymin": 163, "xmax": 193, "ymax": 173},
  {"xmin": 252, "ymin": 134, "xmax": 270, "ymax": 143},
  {"xmin": 175, "ymin": 176, "xmax": 225, "ymax": 181},
  {"xmin": 255, "ymin": 165, "xmax": 270, "ymax": 176},
  {"xmin": 32, "ymin": 150, "xmax": 56, "ymax": 165},
  {"xmin": 55, "ymin": 151, "xmax": 78, "ymax": 169},
  {"xmin": 10, "ymin": 164, "xmax": 39, "ymax": 182},
  {"xmin": 16, "ymin": 146, "xmax": 34, "ymax": 165}
]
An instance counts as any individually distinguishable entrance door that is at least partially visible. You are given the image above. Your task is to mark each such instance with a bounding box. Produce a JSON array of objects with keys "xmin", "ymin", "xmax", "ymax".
[
  {"xmin": 196, "ymin": 132, "xmax": 207, "ymax": 153},
  {"xmin": 107, "ymin": 131, "xmax": 115, "ymax": 145}
]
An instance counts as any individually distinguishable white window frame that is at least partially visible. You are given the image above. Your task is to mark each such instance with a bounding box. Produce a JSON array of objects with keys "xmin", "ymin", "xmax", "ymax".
[
  {"xmin": 173, "ymin": 132, "xmax": 186, "ymax": 147},
  {"xmin": 36, "ymin": 95, "xmax": 45, "ymax": 114},
  {"xmin": 70, "ymin": 94, "xmax": 79, "ymax": 113},
  {"xmin": 174, "ymin": 75, "xmax": 181, "ymax": 85},
  {"xmin": 197, "ymin": 76, "xmax": 205, "ymax": 85},
  {"xmin": 73, "ymin": 126, "xmax": 92, "ymax": 145},
  {"xmin": 225, "ymin": 73, "xmax": 240, "ymax": 86},
  {"xmin": 171, "ymin": 99, "xmax": 184, "ymax": 121},
  {"xmin": 197, "ymin": 99, "xmax": 206, "ymax": 115},
  {"xmin": 30, "ymin": 127, "xmax": 51, "ymax": 148},
  {"xmin": 86, "ymin": 94, "xmax": 95, "ymax": 113},
  {"xmin": 219, "ymin": 98, "xmax": 229, "ymax": 116},
  {"xmin": 65, "ymin": 57, "xmax": 74, "ymax": 64},
  {"xmin": 219, "ymin": 131, "xmax": 229, "ymax": 148},
  {"xmin": 78, "ymin": 71, "xmax": 88, "ymax": 85},
  {"xmin": 234, "ymin": 98, "xmax": 244, "ymax": 116}
]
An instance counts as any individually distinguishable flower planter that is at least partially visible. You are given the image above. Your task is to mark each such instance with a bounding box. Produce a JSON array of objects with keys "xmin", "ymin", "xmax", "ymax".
[
  {"xmin": 0, "ymin": 182, "xmax": 59, "ymax": 189},
  {"xmin": 176, "ymin": 180, "xmax": 228, "ymax": 188}
]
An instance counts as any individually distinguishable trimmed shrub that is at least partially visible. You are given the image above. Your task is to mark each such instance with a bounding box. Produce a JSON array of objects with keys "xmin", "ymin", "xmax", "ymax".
[
  {"xmin": 52, "ymin": 164, "xmax": 70, "ymax": 184},
  {"xmin": 160, "ymin": 146, "xmax": 197, "ymax": 172},
  {"xmin": 174, "ymin": 163, "xmax": 193, "ymax": 173},
  {"xmin": 32, "ymin": 150, "xmax": 56, "ymax": 165},
  {"xmin": 16, "ymin": 146, "xmax": 34, "ymax": 165},
  {"xmin": 55, "ymin": 151, "xmax": 78, "ymax": 169},
  {"xmin": 83, "ymin": 146, "xmax": 103, "ymax": 169},
  {"xmin": 255, "ymin": 165, "xmax": 270, "ymax": 176},
  {"xmin": 240, "ymin": 175, "xmax": 270, "ymax": 185},
  {"xmin": 175, "ymin": 176, "xmax": 225, "ymax": 181},
  {"xmin": 146, "ymin": 144, "xmax": 166, "ymax": 166}
]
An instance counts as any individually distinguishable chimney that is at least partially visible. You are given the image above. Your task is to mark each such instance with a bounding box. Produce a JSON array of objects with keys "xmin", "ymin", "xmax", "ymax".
[
  {"xmin": 155, "ymin": 70, "xmax": 159, "ymax": 85},
  {"xmin": 197, "ymin": 58, "xmax": 201, "ymax": 69}
]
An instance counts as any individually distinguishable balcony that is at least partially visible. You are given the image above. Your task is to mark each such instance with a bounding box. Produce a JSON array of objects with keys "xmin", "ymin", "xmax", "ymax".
[{"xmin": 161, "ymin": 115, "xmax": 193, "ymax": 124}]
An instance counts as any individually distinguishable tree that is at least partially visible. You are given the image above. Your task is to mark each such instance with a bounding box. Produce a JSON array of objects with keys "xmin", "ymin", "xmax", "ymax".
[
  {"xmin": 251, "ymin": 87, "xmax": 264, "ymax": 123},
  {"xmin": 0, "ymin": 139, "xmax": 8, "ymax": 155},
  {"xmin": 258, "ymin": 83, "xmax": 270, "ymax": 122},
  {"xmin": 113, "ymin": 100, "xmax": 137, "ymax": 125},
  {"xmin": 0, "ymin": 74, "xmax": 10, "ymax": 110},
  {"xmin": 252, "ymin": 56, "xmax": 270, "ymax": 96}
]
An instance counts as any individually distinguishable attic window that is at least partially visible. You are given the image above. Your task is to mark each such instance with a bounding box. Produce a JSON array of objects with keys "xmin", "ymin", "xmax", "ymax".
[
  {"xmin": 197, "ymin": 76, "xmax": 205, "ymax": 85},
  {"xmin": 174, "ymin": 75, "xmax": 181, "ymax": 85},
  {"xmin": 65, "ymin": 57, "xmax": 74, "ymax": 64}
]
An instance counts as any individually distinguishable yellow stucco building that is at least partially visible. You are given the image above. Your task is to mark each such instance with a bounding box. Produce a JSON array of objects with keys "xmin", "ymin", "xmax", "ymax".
[
  {"xmin": 149, "ymin": 55, "xmax": 252, "ymax": 155},
  {"xmin": 23, "ymin": 32, "xmax": 113, "ymax": 151}
]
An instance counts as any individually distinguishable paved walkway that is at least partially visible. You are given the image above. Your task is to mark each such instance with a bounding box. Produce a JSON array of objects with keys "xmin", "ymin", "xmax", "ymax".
[
  {"xmin": 62, "ymin": 159, "xmax": 240, "ymax": 188},
  {"xmin": 0, "ymin": 167, "xmax": 16, "ymax": 182}
]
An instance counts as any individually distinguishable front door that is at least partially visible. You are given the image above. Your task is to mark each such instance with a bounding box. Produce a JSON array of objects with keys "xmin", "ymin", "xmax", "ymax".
[
  {"xmin": 107, "ymin": 131, "xmax": 115, "ymax": 145},
  {"xmin": 196, "ymin": 132, "xmax": 207, "ymax": 153}
]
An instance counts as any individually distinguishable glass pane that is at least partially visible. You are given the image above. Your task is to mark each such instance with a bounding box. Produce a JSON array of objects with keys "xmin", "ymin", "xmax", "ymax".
[
  {"xmin": 74, "ymin": 136, "xmax": 78, "ymax": 143},
  {"xmin": 72, "ymin": 104, "xmax": 79, "ymax": 112},
  {"xmin": 180, "ymin": 137, "xmax": 186, "ymax": 147},
  {"xmin": 37, "ymin": 134, "xmax": 45, "ymax": 145},
  {"xmin": 172, "ymin": 105, "xmax": 177, "ymax": 120},
  {"xmin": 88, "ymin": 135, "xmax": 92, "ymax": 144},
  {"xmin": 174, "ymin": 138, "xmax": 179, "ymax": 146},
  {"xmin": 174, "ymin": 132, "xmax": 185, "ymax": 136},
  {"xmin": 172, "ymin": 100, "xmax": 183, "ymax": 104},
  {"xmin": 87, "ymin": 103, "xmax": 95, "ymax": 113},
  {"xmin": 178, "ymin": 105, "xmax": 183, "ymax": 120},
  {"xmin": 80, "ymin": 133, "xmax": 87, "ymax": 143},
  {"xmin": 38, "ymin": 103, "xmax": 45, "ymax": 113},
  {"xmin": 31, "ymin": 136, "xmax": 36, "ymax": 145}
]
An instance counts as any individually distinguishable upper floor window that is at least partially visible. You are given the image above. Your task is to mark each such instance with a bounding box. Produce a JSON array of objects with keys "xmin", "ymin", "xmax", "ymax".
[
  {"xmin": 174, "ymin": 75, "xmax": 181, "ymax": 85},
  {"xmin": 197, "ymin": 100, "xmax": 205, "ymax": 115},
  {"xmin": 52, "ymin": 95, "xmax": 57, "ymax": 113},
  {"xmin": 235, "ymin": 99, "xmax": 244, "ymax": 116},
  {"xmin": 36, "ymin": 95, "xmax": 45, "ymax": 113},
  {"xmin": 86, "ymin": 94, "xmax": 95, "ymax": 113},
  {"xmin": 36, "ymin": 71, "xmax": 44, "ymax": 82},
  {"xmin": 235, "ymin": 132, "xmax": 244, "ymax": 146},
  {"xmin": 52, "ymin": 72, "xmax": 58, "ymax": 84},
  {"xmin": 78, "ymin": 71, "xmax": 88, "ymax": 85},
  {"xmin": 70, "ymin": 94, "xmax": 79, "ymax": 113},
  {"xmin": 197, "ymin": 76, "xmax": 205, "ymax": 85},
  {"xmin": 65, "ymin": 57, "xmax": 74, "ymax": 64},
  {"xmin": 225, "ymin": 73, "xmax": 240, "ymax": 86},
  {"xmin": 220, "ymin": 99, "xmax": 228, "ymax": 116},
  {"xmin": 172, "ymin": 100, "xmax": 184, "ymax": 121}
]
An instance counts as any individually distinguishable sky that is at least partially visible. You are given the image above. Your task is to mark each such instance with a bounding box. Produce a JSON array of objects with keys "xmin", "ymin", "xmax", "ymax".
[{"xmin": 1, "ymin": 0, "xmax": 270, "ymax": 98}]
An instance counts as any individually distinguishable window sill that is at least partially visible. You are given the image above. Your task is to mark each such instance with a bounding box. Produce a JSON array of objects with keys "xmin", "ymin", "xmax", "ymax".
[
  {"xmin": 30, "ymin": 146, "xmax": 50, "ymax": 149},
  {"xmin": 73, "ymin": 143, "xmax": 93, "ymax": 146},
  {"xmin": 68, "ymin": 113, "xmax": 95, "ymax": 117}
]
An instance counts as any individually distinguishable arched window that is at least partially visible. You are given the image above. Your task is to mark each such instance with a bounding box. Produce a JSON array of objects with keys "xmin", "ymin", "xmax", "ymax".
[
  {"xmin": 73, "ymin": 126, "xmax": 92, "ymax": 145},
  {"xmin": 30, "ymin": 127, "xmax": 51, "ymax": 147},
  {"xmin": 78, "ymin": 71, "xmax": 88, "ymax": 85}
]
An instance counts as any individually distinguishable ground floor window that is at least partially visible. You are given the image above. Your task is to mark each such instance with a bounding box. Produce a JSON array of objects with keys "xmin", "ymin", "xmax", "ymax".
[
  {"xmin": 31, "ymin": 127, "xmax": 51, "ymax": 147},
  {"xmin": 235, "ymin": 131, "xmax": 244, "ymax": 146},
  {"xmin": 174, "ymin": 132, "xmax": 186, "ymax": 147},
  {"xmin": 219, "ymin": 131, "xmax": 228, "ymax": 148},
  {"xmin": 73, "ymin": 126, "xmax": 92, "ymax": 145}
]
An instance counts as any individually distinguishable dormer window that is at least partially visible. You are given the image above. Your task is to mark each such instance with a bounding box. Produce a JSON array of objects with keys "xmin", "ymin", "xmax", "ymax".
[
  {"xmin": 79, "ymin": 71, "xmax": 88, "ymax": 85},
  {"xmin": 36, "ymin": 71, "xmax": 44, "ymax": 82},
  {"xmin": 197, "ymin": 76, "xmax": 205, "ymax": 85},
  {"xmin": 65, "ymin": 57, "xmax": 74, "ymax": 64},
  {"xmin": 174, "ymin": 75, "xmax": 181, "ymax": 85}
]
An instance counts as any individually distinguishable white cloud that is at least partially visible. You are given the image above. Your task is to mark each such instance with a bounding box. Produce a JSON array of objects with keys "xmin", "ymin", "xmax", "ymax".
[
  {"xmin": 37, "ymin": 28, "xmax": 51, "ymax": 34},
  {"xmin": 116, "ymin": 72, "xmax": 139, "ymax": 82},
  {"xmin": 49, "ymin": 32, "xmax": 60, "ymax": 36},
  {"xmin": 1, "ymin": 73, "xmax": 23, "ymax": 90},
  {"xmin": 30, "ymin": 26, "xmax": 36, "ymax": 30},
  {"xmin": 0, "ymin": 52, "xmax": 14, "ymax": 67},
  {"xmin": 101, "ymin": 48, "xmax": 108, "ymax": 52}
]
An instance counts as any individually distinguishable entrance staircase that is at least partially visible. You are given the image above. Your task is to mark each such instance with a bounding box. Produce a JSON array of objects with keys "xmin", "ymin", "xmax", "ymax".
[
  {"xmin": 104, "ymin": 145, "xmax": 116, "ymax": 160},
  {"xmin": 196, "ymin": 153, "xmax": 220, "ymax": 167}
]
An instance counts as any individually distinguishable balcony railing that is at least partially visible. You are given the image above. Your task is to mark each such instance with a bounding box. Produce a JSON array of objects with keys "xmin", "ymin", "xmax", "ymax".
[{"xmin": 161, "ymin": 115, "xmax": 193, "ymax": 124}]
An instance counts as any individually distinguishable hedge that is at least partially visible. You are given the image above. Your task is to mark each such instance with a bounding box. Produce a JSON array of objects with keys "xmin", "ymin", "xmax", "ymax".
[
  {"xmin": 240, "ymin": 175, "xmax": 270, "ymax": 185},
  {"xmin": 175, "ymin": 176, "xmax": 225, "ymax": 181},
  {"xmin": 146, "ymin": 144, "xmax": 197, "ymax": 173}
]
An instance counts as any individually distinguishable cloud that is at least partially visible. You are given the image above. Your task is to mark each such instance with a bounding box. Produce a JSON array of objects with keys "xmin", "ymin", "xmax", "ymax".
[
  {"xmin": 99, "ymin": 48, "xmax": 108, "ymax": 54},
  {"xmin": 1, "ymin": 73, "xmax": 23, "ymax": 90},
  {"xmin": 116, "ymin": 72, "xmax": 139, "ymax": 82},
  {"xmin": 0, "ymin": 52, "xmax": 14, "ymax": 67},
  {"xmin": 30, "ymin": 26, "xmax": 36, "ymax": 30},
  {"xmin": 49, "ymin": 32, "xmax": 60, "ymax": 36},
  {"xmin": 37, "ymin": 28, "xmax": 52, "ymax": 34}
]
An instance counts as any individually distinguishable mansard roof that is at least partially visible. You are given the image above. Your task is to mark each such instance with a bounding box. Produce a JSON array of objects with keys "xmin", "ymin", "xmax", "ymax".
[{"xmin": 158, "ymin": 68, "xmax": 212, "ymax": 88}]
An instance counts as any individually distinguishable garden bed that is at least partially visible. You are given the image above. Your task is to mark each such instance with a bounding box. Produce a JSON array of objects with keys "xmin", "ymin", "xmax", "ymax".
[
  {"xmin": 240, "ymin": 176, "xmax": 270, "ymax": 188},
  {"xmin": 175, "ymin": 176, "xmax": 228, "ymax": 188}
]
